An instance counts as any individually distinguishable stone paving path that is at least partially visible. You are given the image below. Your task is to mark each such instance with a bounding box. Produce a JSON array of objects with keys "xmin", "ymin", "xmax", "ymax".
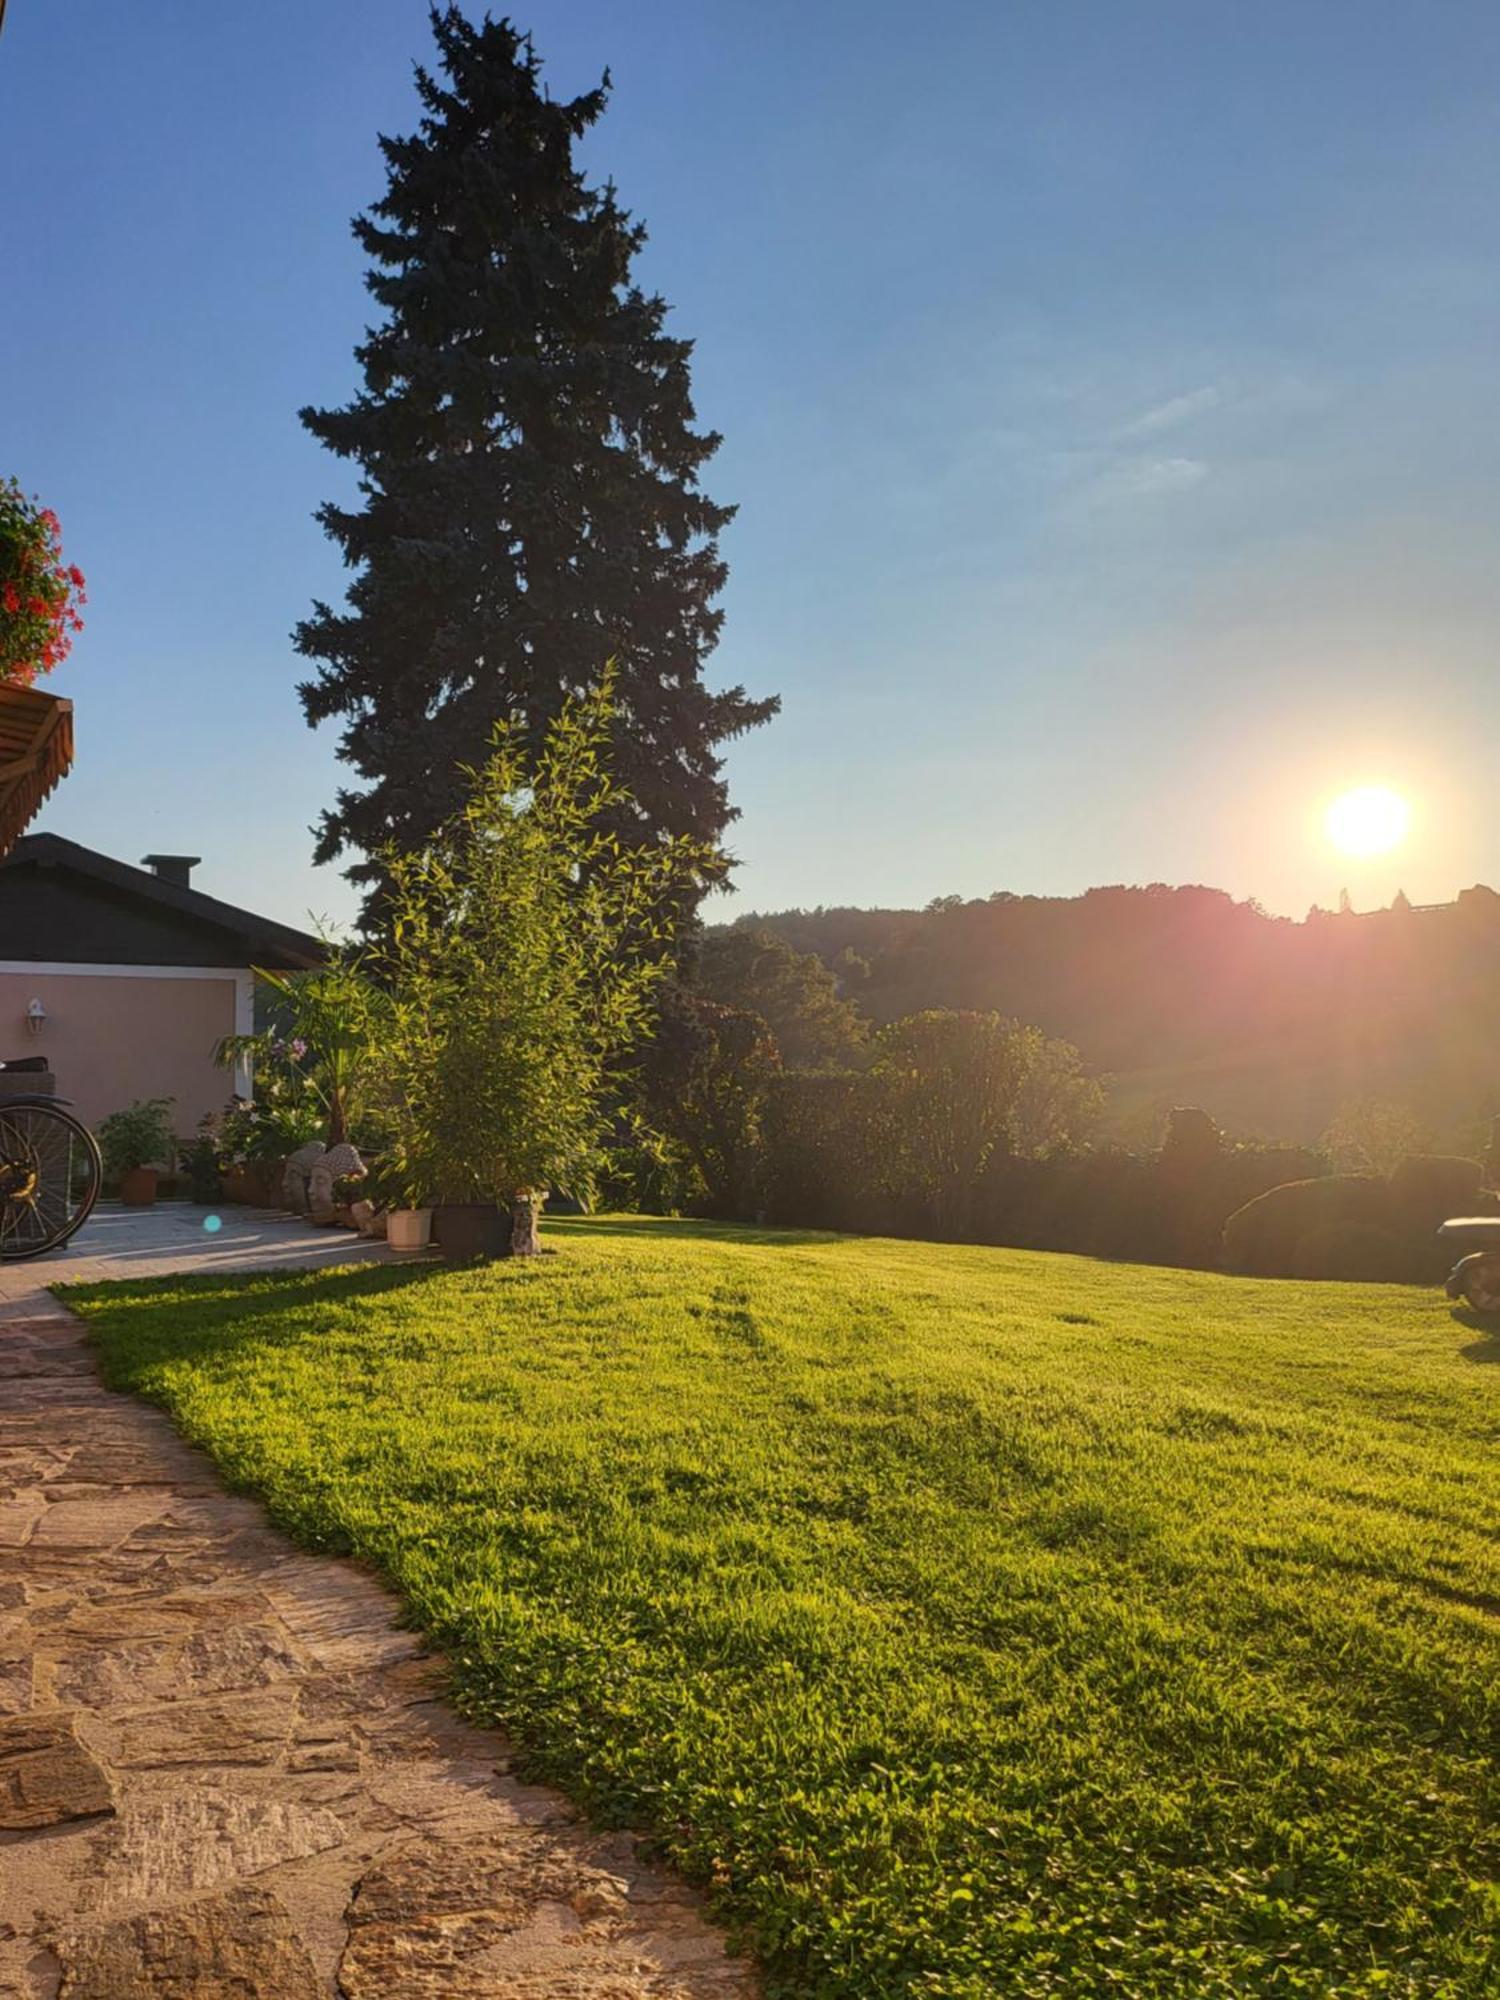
[{"xmin": 0, "ymin": 1212, "xmax": 756, "ymax": 1998}]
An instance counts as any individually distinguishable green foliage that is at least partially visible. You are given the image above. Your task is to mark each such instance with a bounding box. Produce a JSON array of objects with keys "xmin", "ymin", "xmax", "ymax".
[
  {"xmin": 70, "ymin": 1219, "xmax": 1500, "ymax": 1998},
  {"xmin": 371, "ymin": 675, "xmax": 709, "ymax": 1208},
  {"xmin": 1289, "ymin": 1220, "xmax": 1409, "ymax": 1283},
  {"xmin": 633, "ymin": 985, "xmax": 782, "ymax": 1216},
  {"xmin": 763, "ymin": 1084, "xmax": 1325, "ymax": 1270},
  {"xmin": 630, "ymin": 1004, "xmax": 1101, "ymax": 1238},
  {"xmin": 698, "ymin": 927, "xmax": 867, "ymax": 1068},
  {"xmin": 1223, "ymin": 1175, "xmax": 1391, "ymax": 1276},
  {"xmin": 1158, "ymin": 1104, "xmax": 1224, "ymax": 1175},
  {"xmin": 1385, "ymin": 1153, "xmax": 1487, "ymax": 1229},
  {"xmin": 741, "ymin": 887, "xmax": 1500, "ymax": 1153},
  {"xmin": 1226, "ymin": 1156, "xmax": 1500, "ymax": 1282},
  {"xmin": 177, "ymin": 1118, "xmax": 223, "ymax": 1204},
  {"xmin": 217, "ymin": 1072, "xmax": 326, "ymax": 1164},
  {"xmin": 761, "ymin": 1070, "xmax": 892, "ymax": 1234},
  {"xmin": 95, "ymin": 1097, "xmax": 175, "ymax": 1178},
  {"xmin": 868, "ymin": 1011, "xmax": 1104, "ymax": 1236},
  {"xmin": 296, "ymin": 7, "xmax": 775, "ymax": 923},
  {"xmin": 1322, "ymin": 1098, "xmax": 1429, "ymax": 1176},
  {"xmin": 219, "ymin": 951, "xmax": 388, "ymax": 1149}
]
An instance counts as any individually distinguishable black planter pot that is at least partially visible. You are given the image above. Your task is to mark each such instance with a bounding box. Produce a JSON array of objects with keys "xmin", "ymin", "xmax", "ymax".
[{"xmin": 430, "ymin": 1201, "xmax": 508, "ymax": 1263}]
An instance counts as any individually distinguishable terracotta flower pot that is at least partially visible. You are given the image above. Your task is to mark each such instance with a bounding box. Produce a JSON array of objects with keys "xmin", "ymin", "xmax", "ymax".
[{"xmin": 118, "ymin": 1166, "xmax": 158, "ymax": 1206}]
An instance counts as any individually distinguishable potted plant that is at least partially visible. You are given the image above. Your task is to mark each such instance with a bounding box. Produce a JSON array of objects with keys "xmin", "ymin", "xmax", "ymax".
[
  {"xmin": 178, "ymin": 1115, "xmax": 223, "ymax": 1205},
  {"xmin": 379, "ymin": 1173, "xmax": 434, "ymax": 1252},
  {"xmin": 216, "ymin": 1078, "xmax": 326, "ymax": 1207},
  {"xmin": 371, "ymin": 675, "xmax": 709, "ymax": 1262},
  {"xmin": 98, "ymin": 1098, "xmax": 176, "ymax": 1205}
]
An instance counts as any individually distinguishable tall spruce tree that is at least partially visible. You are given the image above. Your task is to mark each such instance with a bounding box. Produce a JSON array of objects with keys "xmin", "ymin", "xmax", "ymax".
[{"xmin": 297, "ymin": 7, "xmax": 775, "ymax": 923}]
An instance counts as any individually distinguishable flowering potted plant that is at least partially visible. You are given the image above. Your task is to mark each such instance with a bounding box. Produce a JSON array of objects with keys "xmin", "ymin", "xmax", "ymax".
[{"xmin": 0, "ymin": 479, "xmax": 85, "ymax": 687}]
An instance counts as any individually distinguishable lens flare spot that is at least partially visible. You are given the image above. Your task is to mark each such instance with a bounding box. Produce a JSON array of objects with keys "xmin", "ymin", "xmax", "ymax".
[{"xmin": 202, "ymin": 1213, "xmax": 223, "ymax": 1234}]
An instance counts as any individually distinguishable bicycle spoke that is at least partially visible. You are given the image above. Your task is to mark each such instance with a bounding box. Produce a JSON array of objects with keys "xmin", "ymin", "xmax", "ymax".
[{"xmin": 0, "ymin": 1103, "xmax": 102, "ymax": 1261}]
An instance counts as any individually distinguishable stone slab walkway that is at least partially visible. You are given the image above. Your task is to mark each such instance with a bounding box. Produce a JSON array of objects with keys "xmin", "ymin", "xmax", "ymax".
[{"xmin": 0, "ymin": 1211, "xmax": 756, "ymax": 1998}]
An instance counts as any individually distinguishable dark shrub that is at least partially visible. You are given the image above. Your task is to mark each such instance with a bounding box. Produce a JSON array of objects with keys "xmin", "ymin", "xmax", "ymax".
[
  {"xmin": 1159, "ymin": 1106, "xmax": 1223, "ymax": 1177},
  {"xmin": 1383, "ymin": 1155, "xmax": 1498, "ymax": 1282},
  {"xmin": 1385, "ymin": 1154, "xmax": 1488, "ymax": 1231},
  {"xmin": 1289, "ymin": 1221, "xmax": 1411, "ymax": 1283},
  {"xmin": 762, "ymin": 1071, "xmax": 895, "ymax": 1234},
  {"xmin": 974, "ymin": 1149, "xmax": 1158, "ymax": 1260},
  {"xmin": 1223, "ymin": 1175, "xmax": 1388, "ymax": 1276},
  {"xmin": 1151, "ymin": 1141, "xmax": 1328, "ymax": 1269}
]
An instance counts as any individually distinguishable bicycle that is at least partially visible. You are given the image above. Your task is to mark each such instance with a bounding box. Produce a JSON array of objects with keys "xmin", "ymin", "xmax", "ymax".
[{"xmin": 0, "ymin": 1058, "xmax": 102, "ymax": 1261}]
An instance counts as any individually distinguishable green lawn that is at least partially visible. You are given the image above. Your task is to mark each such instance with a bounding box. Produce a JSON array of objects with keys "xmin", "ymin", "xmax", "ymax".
[{"xmin": 66, "ymin": 1219, "xmax": 1500, "ymax": 1997}]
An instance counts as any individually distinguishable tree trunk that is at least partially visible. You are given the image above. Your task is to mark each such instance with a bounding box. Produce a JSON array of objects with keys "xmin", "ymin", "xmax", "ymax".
[{"xmin": 510, "ymin": 1192, "xmax": 542, "ymax": 1256}]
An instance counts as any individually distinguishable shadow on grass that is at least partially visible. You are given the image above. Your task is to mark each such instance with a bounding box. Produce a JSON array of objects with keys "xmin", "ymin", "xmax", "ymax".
[
  {"xmin": 61, "ymin": 1258, "xmax": 456, "ymax": 1376},
  {"xmin": 549, "ymin": 1214, "xmax": 839, "ymax": 1250},
  {"xmin": 1449, "ymin": 1304, "xmax": 1500, "ymax": 1362}
]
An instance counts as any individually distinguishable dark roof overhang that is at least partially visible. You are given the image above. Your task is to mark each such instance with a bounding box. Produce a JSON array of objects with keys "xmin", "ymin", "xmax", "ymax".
[{"xmin": 1, "ymin": 831, "xmax": 325, "ymax": 969}]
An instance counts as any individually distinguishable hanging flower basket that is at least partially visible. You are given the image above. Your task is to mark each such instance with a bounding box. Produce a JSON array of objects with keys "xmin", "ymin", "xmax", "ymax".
[{"xmin": 0, "ymin": 477, "xmax": 85, "ymax": 689}]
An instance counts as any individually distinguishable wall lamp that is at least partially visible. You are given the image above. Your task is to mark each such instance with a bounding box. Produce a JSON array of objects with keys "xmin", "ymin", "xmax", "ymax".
[{"xmin": 26, "ymin": 998, "xmax": 46, "ymax": 1035}]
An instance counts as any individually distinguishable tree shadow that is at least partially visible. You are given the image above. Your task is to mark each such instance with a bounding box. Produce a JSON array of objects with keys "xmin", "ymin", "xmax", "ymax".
[
  {"xmin": 60, "ymin": 1257, "xmax": 455, "ymax": 1368},
  {"xmin": 549, "ymin": 1214, "xmax": 839, "ymax": 1250},
  {"xmin": 1448, "ymin": 1304, "xmax": 1500, "ymax": 1361}
]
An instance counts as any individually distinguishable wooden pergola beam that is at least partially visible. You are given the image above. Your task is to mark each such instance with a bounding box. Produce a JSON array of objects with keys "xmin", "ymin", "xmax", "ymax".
[{"xmin": 0, "ymin": 684, "xmax": 74, "ymax": 860}]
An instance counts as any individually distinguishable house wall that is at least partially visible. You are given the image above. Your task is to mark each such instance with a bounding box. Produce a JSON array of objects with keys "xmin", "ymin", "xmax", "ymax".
[{"xmin": 0, "ymin": 964, "xmax": 251, "ymax": 1143}]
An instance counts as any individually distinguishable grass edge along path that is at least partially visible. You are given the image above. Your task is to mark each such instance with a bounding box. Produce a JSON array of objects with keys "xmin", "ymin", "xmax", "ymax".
[{"xmin": 65, "ymin": 1217, "xmax": 1500, "ymax": 1998}]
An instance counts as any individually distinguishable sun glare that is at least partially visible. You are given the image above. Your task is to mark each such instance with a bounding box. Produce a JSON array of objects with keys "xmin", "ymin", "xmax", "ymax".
[{"xmin": 1325, "ymin": 784, "xmax": 1410, "ymax": 859}]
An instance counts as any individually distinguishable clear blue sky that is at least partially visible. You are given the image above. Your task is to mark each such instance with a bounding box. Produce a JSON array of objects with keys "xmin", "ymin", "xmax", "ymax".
[{"xmin": 4, "ymin": 0, "xmax": 1499, "ymax": 929}]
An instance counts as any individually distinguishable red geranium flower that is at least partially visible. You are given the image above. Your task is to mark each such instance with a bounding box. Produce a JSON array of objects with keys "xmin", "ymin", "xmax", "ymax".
[{"xmin": 0, "ymin": 477, "xmax": 85, "ymax": 686}]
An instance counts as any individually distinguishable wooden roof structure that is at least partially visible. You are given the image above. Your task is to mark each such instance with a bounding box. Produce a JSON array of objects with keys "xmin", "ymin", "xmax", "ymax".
[{"xmin": 0, "ymin": 683, "xmax": 74, "ymax": 861}]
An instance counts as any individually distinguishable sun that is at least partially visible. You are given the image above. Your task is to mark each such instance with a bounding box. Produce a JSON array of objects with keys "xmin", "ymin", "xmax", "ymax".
[{"xmin": 1325, "ymin": 784, "xmax": 1410, "ymax": 859}]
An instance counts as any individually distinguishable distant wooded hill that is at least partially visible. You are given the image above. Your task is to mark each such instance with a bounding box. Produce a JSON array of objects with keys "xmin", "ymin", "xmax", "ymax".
[{"xmin": 728, "ymin": 885, "xmax": 1500, "ymax": 1151}]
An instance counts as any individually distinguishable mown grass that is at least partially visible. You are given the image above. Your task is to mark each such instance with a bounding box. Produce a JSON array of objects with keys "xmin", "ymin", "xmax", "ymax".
[{"xmin": 66, "ymin": 1218, "xmax": 1500, "ymax": 1997}]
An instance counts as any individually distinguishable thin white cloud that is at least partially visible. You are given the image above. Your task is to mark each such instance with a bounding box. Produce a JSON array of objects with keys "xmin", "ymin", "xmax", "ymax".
[
  {"xmin": 1127, "ymin": 456, "xmax": 1208, "ymax": 495},
  {"xmin": 1115, "ymin": 385, "xmax": 1222, "ymax": 441},
  {"xmin": 1054, "ymin": 453, "xmax": 1209, "ymax": 523}
]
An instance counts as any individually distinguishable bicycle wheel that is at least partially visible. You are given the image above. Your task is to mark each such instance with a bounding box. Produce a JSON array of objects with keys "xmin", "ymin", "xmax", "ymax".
[{"xmin": 0, "ymin": 1102, "xmax": 103, "ymax": 1261}]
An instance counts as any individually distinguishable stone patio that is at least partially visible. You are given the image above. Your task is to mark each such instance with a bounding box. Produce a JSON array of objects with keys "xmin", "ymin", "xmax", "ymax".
[{"xmin": 0, "ymin": 1206, "xmax": 755, "ymax": 1998}]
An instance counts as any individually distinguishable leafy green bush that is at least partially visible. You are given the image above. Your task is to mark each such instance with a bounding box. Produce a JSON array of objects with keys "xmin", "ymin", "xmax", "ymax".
[
  {"xmin": 1223, "ymin": 1175, "xmax": 1389, "ymax": 1276},
  {"xmin": 1290, "ymin": 1220, "xmax": 1410, "ymax": 1282},
  {"xmin": 371, "ymin": 675, "xmax": 708, "ymax": 1239},
  {"xmin": 1385, "ymin": 1154, "xmax": 1489, "ymax": 1230},
  {"xmin": 761, "ymin": 1069, "xmax": 892, "ymax": 1233},
  {"xmin": 178, "ymin": 1120, "xmax": 223, "ymax": 1204},
  {"xmin": 97, "ymin": 1098, "xmax": 175, "ymax": 1180},
  {"xmin": 219, "ymin": 953, "xmax": 388, "ymax": 1150},
  {"xmin": 633, "ymin": 986, "xmax": 782, "ymax": 1218}
]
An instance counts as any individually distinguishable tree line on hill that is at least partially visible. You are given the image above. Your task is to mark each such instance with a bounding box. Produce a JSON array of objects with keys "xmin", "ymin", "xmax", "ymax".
[
  {"xmin": 724, "ymin": 884, "xmax": 1500, "ymax": 1153},
  {"xmin": 613, "ymin": 922, "xmax": 1500, "ymax": 1283}
]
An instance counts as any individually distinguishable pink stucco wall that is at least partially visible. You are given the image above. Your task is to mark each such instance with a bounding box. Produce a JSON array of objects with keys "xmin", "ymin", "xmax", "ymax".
[{"xmin": 0, "ymin": 969, "xmax": 241, "ymax": 1143}]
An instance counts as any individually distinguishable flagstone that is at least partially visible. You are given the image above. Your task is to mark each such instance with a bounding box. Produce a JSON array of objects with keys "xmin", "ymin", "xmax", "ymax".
[
  {"xmin": 0, "ymin": 1710, "xmax": 113, "ymax": 1828},
  {"xmin": 54, "ymin": 1884, "xmax": 324, "ymax": 2000}
]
